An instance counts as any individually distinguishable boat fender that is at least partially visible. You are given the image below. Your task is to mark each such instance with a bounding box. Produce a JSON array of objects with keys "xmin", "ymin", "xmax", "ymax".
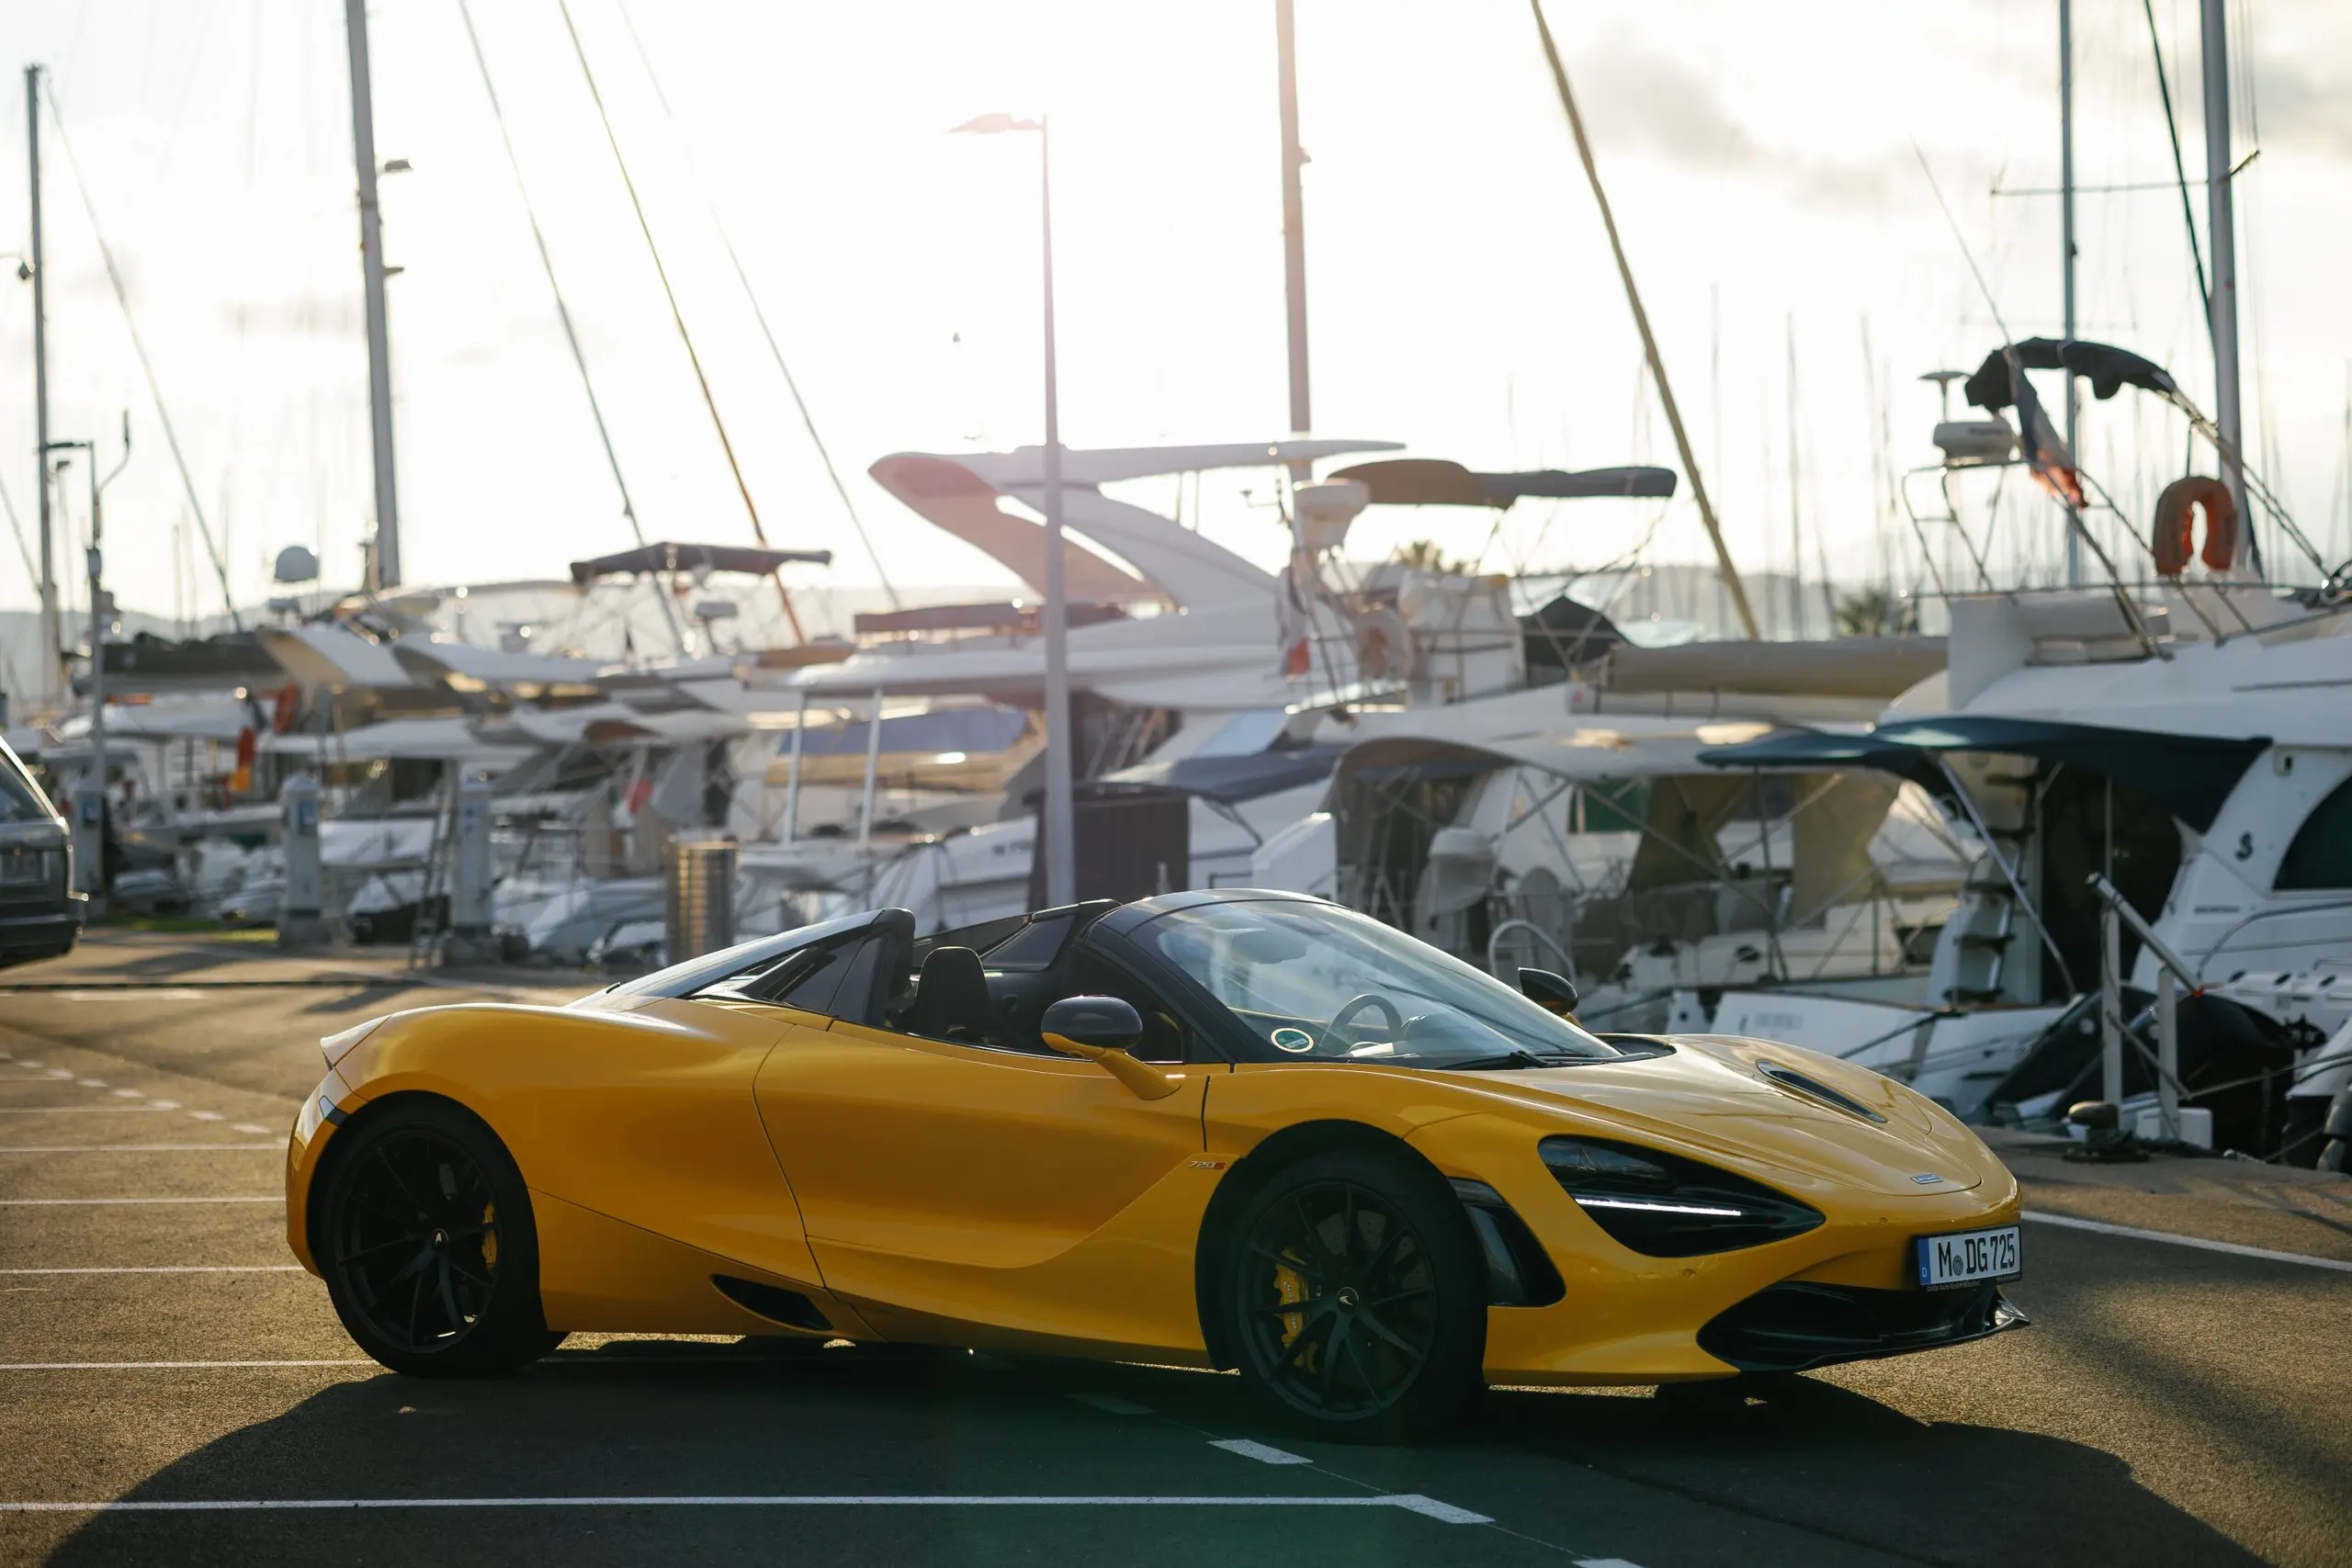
[
  {"xmin": 1354, "ymin": 605, "xmax": 1417, "ymax": 682},
  {"xmin": 2152, "ymin": 475, "xmax": 2236, "ymax": 576}
]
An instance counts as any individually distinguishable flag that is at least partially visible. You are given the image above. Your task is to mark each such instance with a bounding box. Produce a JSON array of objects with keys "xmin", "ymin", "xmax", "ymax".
[{"xmin": 2007, "ymin": 352, "xmax": 2085, "ymax": 508}]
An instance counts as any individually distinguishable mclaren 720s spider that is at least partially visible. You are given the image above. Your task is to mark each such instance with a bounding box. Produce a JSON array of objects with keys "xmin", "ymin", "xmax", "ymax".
[{"xmin": 287, "ymin": 889, "xmax": 2025, "ymax": 1439}]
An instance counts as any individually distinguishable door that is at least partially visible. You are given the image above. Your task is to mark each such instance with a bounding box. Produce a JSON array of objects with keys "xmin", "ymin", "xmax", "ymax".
[{"xmin": 752, "ymin": 1021, "xmax": 1210, "ymax": 1348}]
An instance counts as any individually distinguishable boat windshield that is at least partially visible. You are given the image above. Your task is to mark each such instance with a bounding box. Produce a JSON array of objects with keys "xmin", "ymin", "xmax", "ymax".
[{"xmin": 1136, "ymin": 900, "xmax": 1622, "ymax": 1067}]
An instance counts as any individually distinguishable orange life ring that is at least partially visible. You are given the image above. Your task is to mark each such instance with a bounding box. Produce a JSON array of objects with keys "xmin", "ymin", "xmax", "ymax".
[{"xmin": 2152, "ymin": 476, "xmax": 2236, "ymax": 576}]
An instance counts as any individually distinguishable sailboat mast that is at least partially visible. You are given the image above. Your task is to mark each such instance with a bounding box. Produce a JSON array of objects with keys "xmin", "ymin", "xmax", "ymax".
[
  {"xmin": 2060, "ymin": 0, "xmax": 2082, "ymax": 586},
  {"xmin": 1275, "ymin": 0, "xmax": 1311, "ymax": 477},
  {"xmin": 2199, "ymin": 0, "xmax": 2252, "ymax": 568},
  {"xmin": 25, "ymin": 66, "xmax": 57, "ymax": 710},
  {"xmin": 344, "ymin": 0, "xmax": 401, "ymax": 590},
  {"xmin": 1786, "ymin": 314, "xmax": 1804, "ymax": 637}
]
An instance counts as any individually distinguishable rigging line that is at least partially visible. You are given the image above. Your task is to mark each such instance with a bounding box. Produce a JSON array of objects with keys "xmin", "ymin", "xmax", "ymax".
[
  {"xmin": 457, "ymin": 0, "xmax": 684, "ymax": 660},
  {"xmin": 41, "ymin": 88, "xmax": 243, "ymax": 632},
  {"xmin": 1529, "ymin": 0, "xmax": 1758, "ymax": 641},
  {"xmin": 556, "ymin": 0, "xmax": 807, "ymax": 645},
  {"xmin": 0, "ymin": 465, "xmax": 36, "ymax": 586},
  {"xmin": 2138, "ymin": 1, "xmax": 2210, "ymax": 344},
  {"xmin": 611, "ymin": 0, "xmax": 899, "ymax": 611}
]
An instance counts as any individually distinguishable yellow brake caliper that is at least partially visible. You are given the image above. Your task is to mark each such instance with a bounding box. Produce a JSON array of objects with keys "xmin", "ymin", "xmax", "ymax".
[{"xmin": 1273, "ymin": 1258, "xmax": 1310, "ymax": 1366}]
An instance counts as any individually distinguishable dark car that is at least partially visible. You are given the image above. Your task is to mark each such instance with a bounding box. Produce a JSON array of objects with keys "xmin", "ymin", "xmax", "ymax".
[{"xmin": 0, "ymin": 736, "xmax": 83, "ymax": 969}]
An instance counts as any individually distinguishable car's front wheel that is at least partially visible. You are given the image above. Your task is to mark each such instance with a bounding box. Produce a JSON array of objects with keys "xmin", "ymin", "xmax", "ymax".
[
  {"xmin": 1216, "ymin": 1147, "xmax": 1486, "ymax": 1442},
  {"xmin": 316, "ymin": 1099, "xmax": 562, "ymax": 1377}
]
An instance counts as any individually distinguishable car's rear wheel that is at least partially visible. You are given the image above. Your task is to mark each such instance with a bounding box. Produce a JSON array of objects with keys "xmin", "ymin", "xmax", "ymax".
[
  {"xmin": 1216, "ymin": 1148, "xmax": 1485, "ymax": 1442},
  {"xmin": 317, "ymin": 1099, "xmax": 562, "ymax": 1378}
]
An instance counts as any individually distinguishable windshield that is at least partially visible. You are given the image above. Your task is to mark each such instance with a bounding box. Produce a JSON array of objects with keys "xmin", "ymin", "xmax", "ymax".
[
  {"xmin": 1136, "ymin": 900, "xmax": 1621, "ymax": 1067},
  {"xmin": 0, "ymin": 744, "xmax": 54, "ymax": 826}
]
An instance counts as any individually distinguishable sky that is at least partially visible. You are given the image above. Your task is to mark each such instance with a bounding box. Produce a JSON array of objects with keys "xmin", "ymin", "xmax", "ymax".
[{"xmin": 0, "ymin": 0, "xmax": 2348, "ymax": 642}]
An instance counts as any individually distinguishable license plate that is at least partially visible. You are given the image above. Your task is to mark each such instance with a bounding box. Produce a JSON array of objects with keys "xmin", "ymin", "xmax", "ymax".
[
  {"xmin": 0, "ymin": 848, "xmax": 41, "ymax": 887},
  {"xmin": 1915, "ymin": 1224, "xmax": 2021, "ymax": 1290}
]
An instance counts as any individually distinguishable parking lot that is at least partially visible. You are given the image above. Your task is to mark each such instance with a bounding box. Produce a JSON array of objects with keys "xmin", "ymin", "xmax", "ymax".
[{"xmin": 3, "ymin": 933, "xmax": 2349, "ymax": 1567}]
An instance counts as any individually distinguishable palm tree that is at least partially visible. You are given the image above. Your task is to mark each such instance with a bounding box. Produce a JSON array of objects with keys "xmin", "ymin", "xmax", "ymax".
[{"xmin": 1834, "ymin": 587, "xmax": 1919, "ymax": 637}]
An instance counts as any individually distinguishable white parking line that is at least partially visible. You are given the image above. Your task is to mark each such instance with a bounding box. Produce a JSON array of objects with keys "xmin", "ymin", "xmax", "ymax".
[
  {"xmin": 0, "ymin": 1196, "xmax": 283, "ymax": 1206},
  {"xmin": 2022, "ymin": 1210, "xmax": 2352, "ymax": 1274},
  {"xmin": 0, "ymin": 1494, "xmax": 1491, "ymax": 1522},
  {"xmin": 0, "ymin": 1360, "xmax": 370, "ymax": 1371},
  {"xmin": 188, "ymin": 1111, "xmax": 225, "ymax": 1122},
  {"xmin": 0, "ymin": 1106, "xmax": 173, "ymax": 1114},
  {"xmin": 232, "ymin": 1123, "xmax": 274, "ymax": 1136},
  {"xmin": 0, "ymin": 1145, "xmax": 279, "ymax": 1154},
  {"xmin": 1209, "ymin": 1438, "xmax": 1313, "ymax": 1466},
  {"xmin": 0, "ymin": 1266, "xmax": 307, "ymax": 1275}
]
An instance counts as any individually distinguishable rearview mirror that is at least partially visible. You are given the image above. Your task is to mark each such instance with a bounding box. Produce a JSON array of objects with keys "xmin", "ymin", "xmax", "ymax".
[
  {"xmin": 1040, "ymin": 996, "xmax": 1178, "ymax": 1100},
  {"xmin": 1518, "ymin": 967, "xmax": 1579, "ymax": 1016}
]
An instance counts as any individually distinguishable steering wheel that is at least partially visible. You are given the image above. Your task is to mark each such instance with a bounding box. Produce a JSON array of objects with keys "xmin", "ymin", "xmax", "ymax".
[{"xmin": 1316, "ymin": 993, "xmax": 1403, "ymax": 1055}]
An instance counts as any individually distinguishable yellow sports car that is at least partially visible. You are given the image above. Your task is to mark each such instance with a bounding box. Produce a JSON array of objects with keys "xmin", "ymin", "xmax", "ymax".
[{"xmin": 286, "ymin": 890, "xmax": 2024, "ymax": 1439}]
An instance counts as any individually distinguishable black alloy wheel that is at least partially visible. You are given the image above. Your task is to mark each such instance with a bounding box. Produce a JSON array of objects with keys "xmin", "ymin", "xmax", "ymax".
[
  {"xmin": 318, "ymin": 1099, "xmax": 561, "ymax": 1378},
  {"xmin": 1222, "ymin": 1148, "xmax": 1484, "ymax": 1441}
]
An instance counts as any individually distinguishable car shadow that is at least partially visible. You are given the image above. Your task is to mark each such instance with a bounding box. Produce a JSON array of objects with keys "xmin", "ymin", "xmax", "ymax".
[{"xmin": 44, "ymin": 1342, "xmax": 2267, "ymax": 1568}]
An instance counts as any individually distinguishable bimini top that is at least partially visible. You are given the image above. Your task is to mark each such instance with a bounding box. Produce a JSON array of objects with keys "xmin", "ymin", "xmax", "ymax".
[
  {"xmin": 1962, "ymin": 339, "xmax": 2179, "ymax": 414},
  {"xmin": 1702, "ymin": 716, "xmax": 2269, "ymax": 832},
  {"xmin": 1329, "ymin": 458, "xmax": 1676, "ymax": 508},
  {"xmin": 569, "ymin": 542, "xmax": 833, "ymax": 583}
]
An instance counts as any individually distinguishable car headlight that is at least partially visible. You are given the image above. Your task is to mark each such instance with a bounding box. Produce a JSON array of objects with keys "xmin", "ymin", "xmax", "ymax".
[{"xmin": 1540, "ymin": 1134, "xmax": 1823, "ymax": 1258}]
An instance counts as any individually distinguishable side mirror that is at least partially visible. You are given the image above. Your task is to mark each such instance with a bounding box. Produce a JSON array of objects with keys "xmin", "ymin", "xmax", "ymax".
[
  {"xmin": 1519, "ymin": 967, "xmax": 1579, "ymax": 1017},
  {"xmin": 1040, "ymin": 995, "xmax": 1143, "ymax": 1053},
  {"xmin": 1040, "ymin": 995, "xmax": 1178, "ymax": 1100}
]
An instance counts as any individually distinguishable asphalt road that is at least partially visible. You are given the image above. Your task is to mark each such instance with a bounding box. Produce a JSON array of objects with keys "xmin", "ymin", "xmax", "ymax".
[{"xmin": 1, "ymin": 933, "xmax": 2347, "ymax": 1567}]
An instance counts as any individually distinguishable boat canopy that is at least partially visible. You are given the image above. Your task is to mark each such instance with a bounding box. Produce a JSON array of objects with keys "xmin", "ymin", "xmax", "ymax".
[
  {"xmin": 1702, "ymin": 716, "xmax": 2268, "ymax": 831},
  {"xmin": 1097, "ymin": 742, "xmax": 1347, "ymax": 805},
  {"xmin": 1330, "ymin": 458, "xmax": 1676, "ymax": 508},
  {"xmin": 1963, "ymin": 339, "xmax": 2181, "ymax": 414},
  {"xmin": 568, "ymin": 542, "xmax": 832, "ymax": 583}
]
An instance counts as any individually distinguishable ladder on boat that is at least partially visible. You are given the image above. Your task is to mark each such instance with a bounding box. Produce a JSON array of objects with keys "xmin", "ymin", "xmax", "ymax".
[{"xmin": 405, "ymin": 773, "xmax": 456, "ymax": 971}]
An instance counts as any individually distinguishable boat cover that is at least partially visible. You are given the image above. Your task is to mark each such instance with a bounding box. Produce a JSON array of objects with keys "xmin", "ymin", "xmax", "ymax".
[{"xmin": 1962, "ymin": 339, "xmax": 2181, "ymax": 413}]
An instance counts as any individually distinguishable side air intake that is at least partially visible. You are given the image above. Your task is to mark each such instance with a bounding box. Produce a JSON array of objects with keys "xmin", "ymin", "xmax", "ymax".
[{"xmin": 711, "ymin": 1276, "xmax": 832, "ymax": 1333}]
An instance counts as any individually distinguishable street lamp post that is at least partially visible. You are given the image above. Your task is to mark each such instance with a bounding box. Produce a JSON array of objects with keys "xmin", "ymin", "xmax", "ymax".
[
  {"xmin": 47, "ymin": 415, "xmax": 130, "ymax": 913},
  {"xmin": 953, "ymin": 111, "xmax": 1074, "ymax": 908}
]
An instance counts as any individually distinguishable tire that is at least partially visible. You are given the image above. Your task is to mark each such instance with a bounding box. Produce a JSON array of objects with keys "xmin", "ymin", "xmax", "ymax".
[
  {"xmin": 1214, "ymin": 1147, "xmax": 1486, "ymax": 1443},
  {"xmin": 315, "ymin": 1098, "xmax": 563, "ymax": 1378}
]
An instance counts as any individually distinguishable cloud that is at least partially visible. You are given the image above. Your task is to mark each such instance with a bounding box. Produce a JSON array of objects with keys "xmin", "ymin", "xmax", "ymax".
[
  {"xmin": 1571, "ymin": 38, "xmax": 1905, "ymax": 209},
  {"xmin": 2246, "ymin": 45, "xmax": 2352, "ymax": 162}
]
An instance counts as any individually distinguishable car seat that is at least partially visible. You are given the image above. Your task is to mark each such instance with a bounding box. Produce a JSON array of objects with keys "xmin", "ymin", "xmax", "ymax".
[{"xmin": 909, "ymin": 945, "xmax": 998, "ymax": 1043}]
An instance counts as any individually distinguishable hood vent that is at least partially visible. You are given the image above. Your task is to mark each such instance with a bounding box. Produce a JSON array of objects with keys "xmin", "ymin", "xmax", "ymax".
[{"xmin": 1757, "ymin": 1060, "xmax": 1887, "ymax": 1124}]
